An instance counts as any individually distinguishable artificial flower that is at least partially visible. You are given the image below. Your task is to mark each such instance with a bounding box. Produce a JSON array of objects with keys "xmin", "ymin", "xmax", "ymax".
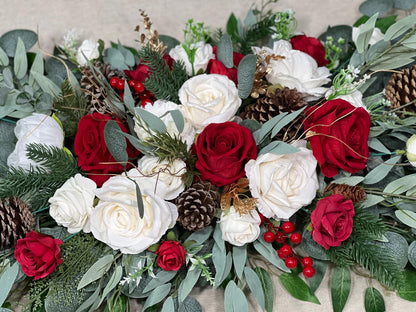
[
  {"xmin": 156, "ymin": 240, "xmax": 186, "ymax": 271},
  {"xmin": 76, "ymin": 39, "xmax": 100, "ymax": 66},
  {"xmin": 407, "ymin": 134, "xmax": 416, "ymax": 167},
  {"xmin": 245, "ymin": 140, "xmax": 319, "ymax": 219},
  {"xmin": 206, "ymin": 46, "xmax": 245, "ymax": 84},
  {"xmin": 352, "ymin": 26, "xmax": 384, "ymax": 46},
  {"xmin": 49, "ymin": 174, "xmax": 97, "ymax": 233},
  {"xmin": 169, "ymin": 41, "xmax": 215, "ymax": 75},
  {"xmin": 290, "ymin": 34, "xmax": 329, "ymax": 67}
]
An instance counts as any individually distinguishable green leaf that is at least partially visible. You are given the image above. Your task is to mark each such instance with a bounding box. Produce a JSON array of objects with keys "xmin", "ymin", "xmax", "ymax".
[
  {"xmin": 384, "ymin": 14, "xmax": 416, "ymax": 41},
  {"xmin": 237, "ymin": 54, "xmax": 257, "ymax": 99},
  {"xmin": 135, "ymin": 107, "xmax": 167, "ymax": 133},
  {"xmin": 271, "ymin": 107, "xmax": 306, "ymax": 138},
  {"xmin": 143, "ymin": 270, "xmax": 177, "ymax": 294},
  {"xmin": 371, "ymin": 231, "xmax": 409, "ymax": 270},
  {"xmin": 368, "ymin": 138, "xmax": 391, "ymax": 154},
  {"xmin": 244, "ymin": 9, "xmax": 257, "ymax": 27},
  {"xmin": 253, "ymin": 112, "xmax": 288, "ymax": 144},
  {"xmin": 29, "ymin": 50, "xmax": 44, "ymax": 86},
  {"xmin": 0, "ymin": 29, "xmax": 37, "ymax": 57},
  {"xmin": 30, "ymin": 71, "xmax": 61, "ymax": 97},
  {"xmin": 280, "ymin": 273, "xmax": 320, "ymax": 304},
  {"xmin": 232, "ymin": 245, "xmax": 246, "ymax": 279},
  {"xmin": 398, "ymin": 269, "xmax": 416, "ymax": 301},
  {"xmin": 394, "ymin": 0, "xmax": 416, "ymax": 10},
  {"xmin": 0, "ymin": 262, "xmax": 19, "ymax": 306},
  {"xmin": 178, "ymin": 297, "xmax": 203, "ymax": 312},
  {"xmin": 74, "ymin": 287, "xmax": 100, "ymax": 312},
  {"xmin": 212, "ymin": 225, "xmax": 226, "ymax": 289},
  {"xmin": 259, "ymin": 141, "xmax": 299, "ymax": 155},
  {"xmin": 184, "ymin": 226, "xmax": 213, "ymax": 245},
  {"xmin": 142, "ymin": 283, "xmax": 171, "ymax": 311},
  {"xmin": 159, "ymin": 35, "xmax": 180, "ymax": 52},
  {"xmin": 361, "ymin": 194, "xmax": 385, "ymax": 208},
  {"xmin": 135, "ymin": 181, "xmax": 144, "ymax": 218},
  {"xmin": 169, "ymin": 110, "xmax": 184, "ymax": 133},
  {"xmin": 307, "ymin": 259, "xmax": 327, "ymax": 294},
  {"xmin": 0, "ymin": 46, "xmax": 9, "ymax": 66},
  {"xmin": 395, "ymin": 210, "xmax": 416, "ymax": 229},
  {"xmin": 100, "ymin": 265, "xmax": 123, "ymax": 304},
  {"xmin": 224, "ymin": 281, "xmax": 248, "ymax": 312},
  {"xmin": 365, "ymin": 287, "xmax": 385, "ymax": 312},
  {"xmin": 408, "ymin": 241, "xmax": 416, "ymax": 269},
  {"xmin": 376, "ymin": 15, "xmax": 398, "ymax": 33},
  {"xmin": 255, "ymin": 267, "xmax": 273, "ymax": 312},
  {"xmin": 123, "ymin": 80, "xmax": 135, "ymax": 113},
  {"xmin": 117, "ymin": 41, "xmax": 135, "ymax": 67},
  {"xmin": 13, "ymin": 38, "xmax": 27, "ymax": 80},
  {"xmin": 384, "ymin": 173, "xmax": 416, "ymax": 194},
  {"xmin": 179, "ymin": 269, "xmax": 202, "ymax": 302},
  {"xmin": 244, "ymin": 267, "xmax": 265, "ymax": 311},
  {"xmin": 77, "ymin": 254, "xmax": 114, "ymax": 290},
  {"xmin": 226, "ymin": 13, "xmax": 239, "ymax": 41},
  {"xmin": 161, "ymin": 296, "xmax": 175, "ymax": 312},
  {"xmin": 123, "ymin": 132, "xmax": 154, "ymax": 153},
  {"xmin": 359, "ymin": 0, "xmax": 393, "ymax": 17},
  {"xmin": 240, "ymin": 119, "xmax": 261, "ymax": 133},
  {"xmin": 103, "ymin": 48, "xmax": 129, "ymax": 70},
  {"xmin": 104, "ymin": 120, "xmax": 128, "ymax": 166},
  {"xmin": 363, "ymin": 155, "xmax": 401, "ymax": 184},
  {"xmin": 331, "ymin": 266, "xmax": 351, "ymax": 312},
  {"xmin": 402, "ymin": 34, "xmax": 416, "ymax": 49},
  {"xmin": 356, "ymin": 13, "xmax": 379, "ymax": 54},
  {"xmin": 253, "ymin": 232, "xmax": 289, "ymax": 272},
  {"xmin": 332, "ymin": 176, "xmax": 365, "ymax": 186},
  {"xmin": 217, "ymin": 34, "xmax": 234, "ymax": 68},
  {"xmin": 300, "ymin": 229, "xmax": 330, "ymax": 261}
]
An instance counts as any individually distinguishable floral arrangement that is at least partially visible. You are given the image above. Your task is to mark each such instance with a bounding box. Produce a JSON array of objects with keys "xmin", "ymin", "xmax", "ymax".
[{"xmin": 2, "ymin": 0, "xmax": 416, "ymax": 311}]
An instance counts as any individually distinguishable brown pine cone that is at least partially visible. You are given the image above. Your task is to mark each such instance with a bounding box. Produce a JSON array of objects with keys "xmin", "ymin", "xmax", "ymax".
[
  {"xmin": 176, "ymin": 180, "xmax": 220, "ymax": 231},
  {"xmin": 0, "ymin": 197, "xmax": 36, "ymax": 249},
  {"xmin": 324, "ymin": 183, "xmax": 366, "ymax": 203}
]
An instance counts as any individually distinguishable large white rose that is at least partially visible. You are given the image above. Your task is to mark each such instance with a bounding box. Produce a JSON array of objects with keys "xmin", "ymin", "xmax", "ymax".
[
  {"xmin": 7, "ymin": 113, "xmax": 64, "ymax": 170},
  {"xmin": 134, "ymin": 100, "xmax": 195, "ymax": 148},
  {"xmin": 91, "ymin": 175, "xmax": 178, "ymax": 254},
  {"xmin": 245, "ymin": 140, "xmax": 319, "ymax": 219},
  {"xmin": 49, "ymin": 174, "xmax": 97, "ymax": 233},
  {"xmin": 219, "ymin": 206, "xmax": 261, "ymax": 246},
  {"xmin": 352, "ymin": 26, "xmax": 383, "ymax": 46},
  {"xmin": 179, "ymin": 74, "xmax": 241, "ymax": 133},
  {"xmin": 130, "ymin": 156, "xmax": 186, "ymax": 200},
  {"xmin": 252, "ymin": 40, "xmax": 330, "ymax": 101},
  {"xmin": 169, "ymin": 41, "xmax": 215, "ymax": 75},
  {"xmin": 76, "ymin": 39, "xmax": 100, "ymax": 66}
]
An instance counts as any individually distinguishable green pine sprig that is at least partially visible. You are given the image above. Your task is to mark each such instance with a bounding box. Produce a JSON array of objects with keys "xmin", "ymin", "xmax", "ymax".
[{"xmin": 239, "ymin": 15, "xmax": 277, "ymax": 54}]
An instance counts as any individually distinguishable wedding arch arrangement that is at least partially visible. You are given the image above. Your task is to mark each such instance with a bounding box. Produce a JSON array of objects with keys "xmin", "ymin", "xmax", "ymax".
[{"xmin": 2, "ymin": 0, "xmax": 416, "ymax": 311}]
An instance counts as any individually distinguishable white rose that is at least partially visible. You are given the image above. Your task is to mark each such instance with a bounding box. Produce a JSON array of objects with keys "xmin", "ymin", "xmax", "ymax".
[
  {"xmin": 245, "ymin": 140, "xmax": 319, "ymax": 219},
  {"xmin": 334, "ymin": 90, "xmax": 368, "ymax": 111},
  {"xmin": 219, "ymin": 206, "xmax": 261, "ymax": 246},
  {"xmin": 407, "ymin": 134, "xmax": 416, "ymax": 167},
  {"xmin": 169, "ymin": 41, "xmax": 215, "ymax": 75},
  {"xmin": 352, "ymin": 27, "xmax": 384, "ymax": 46},
  {"xmin": 130, "ymin": 156, "xmax": 186, "ymax": 200},
  {"xmin": 179, "ymin": 74, "xmax": 241, "ymax": 133},
  {"xmin": 134, "ymin": 100, "xmax": 195, "ymax": 148},
  {"xmin": 7, "ymin": 113, "xmax": 64, "ymax": 170},
  {"xmin": 252, "ymin": 40, "xmax": 330, "ymax": 101},
  {"xmin": 91, "ymin": 175, "xmax": 178, "ymax": 254},
  {"xmin": 76, "ymin": 39, "xmax": 99, "ymax": 66},
  {"xmin": 49, "ymin": 174, "xmax": 97, "ymax": 233}
]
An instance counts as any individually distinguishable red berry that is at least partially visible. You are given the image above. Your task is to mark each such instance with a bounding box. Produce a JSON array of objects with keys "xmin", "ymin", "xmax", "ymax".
[
  {"xmin": 279, "ymin": 244, "xmax": 292, "ymax": 257},
  {"xmin": 290, "ymin": 232, "xmax": 302, "ymax": 244},
  {"xmin": 263, "ymin": 231, "xmax": 276, "ymax": 243},
  {"xmin": 303, "ymin": 266, "xmax": 315, "ymax": 278},
  {"xmin": 277, "ymin": 249, "xmax": 286, "ymax": 259},
  {"xmin": 285, "ymin": 257, "xmax": 298, "ymax": 269},
  {"xmin": 259, "ymin": 213, "xmax": 266, "ymax": 226},
  {"xmin": 110, "ymin": 77, "xmax": 119, "ymax": 88},
  {"xmin": 302, "ymin": 257, "xmax": 313, "ymax": 267},
  {"xmin": 141, "ymin": 99, "xmax": 153, "ymax": 107},
  {"xmin": 119, "ymin": 93, "xmax": 124, "ymax": 101},
  {"xmin": 282, "ymin": 221, "xmax": 295, "ymax": 234},
  {"xmin": 134, "ymin": 81, "xmax": 145, "ymax": 93},
  {"xmin": 116, "ymin": 79, "xmax": 125, "ymax": 91},
  {"xmin": 275, "ymin": 232, "xmax": 286, "ymax": 243},
  {"xmin": 128, "ymin": 79, "xmax": 137, "ymax": 89}
]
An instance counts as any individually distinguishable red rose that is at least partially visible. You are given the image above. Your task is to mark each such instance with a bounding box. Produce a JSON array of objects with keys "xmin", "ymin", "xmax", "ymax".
[
  {"xmin": 206, "ymin": 46, "xmax": 245, "ymax": 85},
  {"xmin": 74, "ymin": 113, "xmax": 139, "ymax": 186},
  {"xmin": 156, "ymin": 241, "xmax": 186, "ymax": 271},
  {"xmin": 290, "ymin": 34, "xmax": 329, "ymax": 67},
  {"xmin": 303, "ymin": 99, "xmax": 370, "ymax": 178},
  {"xmin": 195, "ymin": 122, "xmax": 257, "ymax": 186},
  {"xmin": 311, "ymin": 194, "xmax": 355, "ymax": 249},
  {"xmin": 124, "ymin": 55, "xmax": 174, "ymax": 82},
  {"xmin": 14, "ymin": 231, "xmax": 63, "ymax": 280}
]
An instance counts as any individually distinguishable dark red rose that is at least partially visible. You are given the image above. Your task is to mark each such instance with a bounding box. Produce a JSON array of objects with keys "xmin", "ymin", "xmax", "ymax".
[
  {"xmin": 303, "ymin": 99, "xmax": 370, "ymax": 178},
  {"xmin": 124, "ymin": 55, "xmax": 174, "ymax": 82},
  {"xmin": 14, "ymin": 231, "xmax": 63, "ymax": 280},
  {"xmin": 195, "ymin": 122, "xmax": 257, "ymax": 186},
  {"xmin": 74, "ymin": 113, "xmax": 139, "ymax": 186},
  {"xmin": 290, "ymin": 34, "xmax": 329, "ymax": 67},
  {"xmin": 206, "ymin": 46, "xmax": 245, "ymax": 85},
  {"xmin": 156, "ymin": 241, "xmax": 186, "ymax": 271},
  {"xmin": 311, "ymin": 194, "xmax": 355, "ymax": 249}
]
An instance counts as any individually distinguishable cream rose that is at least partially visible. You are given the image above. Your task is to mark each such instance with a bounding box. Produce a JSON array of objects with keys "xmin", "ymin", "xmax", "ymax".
[
  {"xmin": 334, "ymin": 90, "xmax": 368, "ymax": 111},
  {"xmin": 169, "ymin": 41, "xmax": 215, "ymax": 75},
  {"xmin": 91, "ymin": 175, "xmax": 178, "ymax": 254},
  {"xmin": 352, "ymin": 26, "xmax": 383, "ymax": 46},
  {"xmin": 179, "ymin": 74, "xmax": 241, "ymax": 133},
  {"xmin": 49, "ymin": 174, "xmax": 96, "ymax": 233},
  {"xmin": 130, "ymin": 156, "xmax": 186, "ymax": 200},
  {"xmin": 252, "ymin": 40, "xmax": 330, "ymax": 101},
  {"xmin": 219, "ymin": 206, "xmax": 261, "ymax": 246},
  {"xmin": 7, "ymin": 113, "xmax": 64, "ymax": 171},
  {"xmin": 245, "ymin": 140, "xmax": 319, "ymax": 219},
  {"xmin": 407, "ymin": 134, "xmax": 416, "ymax": 167},
  {"xmin": 76, "ymin": 39, "xmax": 100, "ymax": 66}
]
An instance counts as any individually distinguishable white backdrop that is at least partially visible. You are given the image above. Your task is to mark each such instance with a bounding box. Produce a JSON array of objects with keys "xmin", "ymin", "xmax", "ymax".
[{"xmin": 1, "ymin": 0, "xmax": 416, "ymax": 311}]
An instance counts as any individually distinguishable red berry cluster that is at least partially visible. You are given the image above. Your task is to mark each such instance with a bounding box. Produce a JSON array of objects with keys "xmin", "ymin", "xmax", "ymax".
[
  {"xmin": 261, "ymin": 217, "xmax": 315, "ymax": 278},
  {"xmin": 109, "ymin": 77, "xmax": 153, "ymax": 107}
]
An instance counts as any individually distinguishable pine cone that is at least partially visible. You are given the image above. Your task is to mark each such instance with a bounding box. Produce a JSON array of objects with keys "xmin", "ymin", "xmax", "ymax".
[
  {"xmin": 176, "ymin": 180, "xmax": 220, "ymax": 231},
  {"xmin": 385, "ymin": 64, "xmax": 416, "ymax": 116},
  {"xmin": 0, "ymin": 197, "xmax": 36, "ymax": 249},
  {"xmin": 324, "ymin": 183, "xmax": 366, "ymax": 203}
]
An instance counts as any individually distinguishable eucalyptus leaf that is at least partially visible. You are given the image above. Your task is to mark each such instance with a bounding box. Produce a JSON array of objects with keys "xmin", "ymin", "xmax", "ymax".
[
  {"xmin": 13, "ymin": 38, "xmax": 27, "ymax": 80},
  {"xmin": 280, "ymin": 273, "xmax": 320, "ymax": 304},
  {"xmin": 307, "ymin": 259, "xmax": 327, "ymax": 294},
  {"xmin": 135, "ymin": 181, "xmax": 144, "ymax": 219},
  {"xmin": 0, "ymin": 262, "xmax": 19, "ymax": 306},
  {"xmin": 217, "ymin": 34, "xmax": 234, "ymax": 68},
  {"xmin": 123, "ymin": 132, "xmax": 154, "ymax": 153},
  {"xmin": 142, "ymin": 283, "xmax": 171, "ymax": 311},
  {"xmin": 356, "ymin": 13, "xmax": 379, "ymax": 54},
  {"xmin": 368, "ymin": 137, "xmax": 391, "ymax": 154},
  {"xmin": 237, "ymin": 54, "xmax": 257, "ymax": 99},
  {"xmin": 135, "ymin": 107, "xmax": 167, "ymax": 133},
  {"xmin": 270, "ymin": 106, "xmax": 306, "ymax": 138},
  {"xmin": 359, "ymin": 0, "xmax": 393, "ymax": 17},
  {"xmin": 161, "ymin": 296, "xmax": 175, "ymax": 312},
  {"xmin": 184, "ymin": 226, "xmax": 213, "ymax": 245},
  {"xmin": 123, "ymin": 80, "xmax": 135, "ymax": 113},
  {"xmin": 331, "ymin": 266, "xmax": 351, "ymax": 312},
  {"xmin": 224, "ymin": 281, "xmax": 248, "ymax": 312},
  {"xmin": 255, "ymin": 267, "xmax": 274, "ymax": 312},
  {"xmin": 402, "ymin": 33, "xmax": 416, "ymax": 48},
  {"xmin": 159, "ymin": 35, "xmax": 181, "ymax": 53},
  {"xmin": 363, "ymin": 155, "xmax": 401, "ymax": 185},
  {"xmin": 169, "ymin": 109, "xmax": 184, "ymax": 133},
  {"xmin": 300, "ymin": 229, "xmax": 330, "ymax": 261},
  {"xmin": 212, "ymin": 225, "xmax": 226, "ymax": 289},
  {"xmin": 178, "ymin": 296, "xmax": 203, "ymax": 312},
  {"xmin": 100, "ymin": 265, "xmax": 123, "ymax": 304},
  {"xmin": 74, "ymin": 287, "xmax": 100, "ymax": 312},
  {"xmin": 371, "ymin": 231, "xmax": 408, "ymax": 269},
  {"xmin": 259, "ymin": 141, "xmax": 300, "ymax": 155},
  {"xmin": 384, "ymin": 14, "xmax": 416, "ymax": 41},
  {"xmin": 232, "ymin": 245, "xmax": 246, "ymax": 279},
  {"xmin": 361, "ymin": 194, "xmax": 385, "ymax": 208},
  {"xmin": 0, "ymin": 46, "xmax": 9, "ymax": 66},
  {"xmin": 104, "ymin": 120, "xmax": 128, "ymax": 166},
  {"xmin": 103, "ymin": 48, "xmax": 129, "ymax": 70},
  {"xmin": 394, "ymin": 0, "xmax": 416, "ymax": 10},
  {"xmin": 253, "ymin": 112, "xmax": 288, "ymax": 144},
  {"xmin": 143, "ymin": 270, "xmax": 177, "ymax": 294},
  {"xmin": 364, "ymin": 287, "xmax": 385, "ymax": 312},
  {"xmin": 244, "ymin": 267, "xmax": 265, "ymax": 311},
  {"xmin": 332, "ymin": 176, "xmax": 364, "ymax": 186},
  {"xmin": 253, "ymin": 232, "xmax": 289, "ymax": 272},
  {"xmin": 77, "ymin": 254, "xmax": 114, "ymax": 290},
  {"xmin": 30, "ymin": 71, "xmax": 61, "ymax": 97},
  {"xmin": 179, "ymin": 269, "xmax": 202, "ymax": 302},
  {"xmin": 2, "ymin": 67, "xmax": 14, "ymax": 89},
  {"xmin": 408, "ymin": 241, "xmax": 416, "ymax": 269},
  {"xmin": 384, "ymin": 173, "xmax": 416, "ymax": 194},
  {"xmin": 395, "ymin": 210, "xmax": 416, "ymax": 229},
  {"xmin": 117, "ymin": 41, "xmax": 135, "ymax": 67},
  {"xmin": 0, "ymin": 29, "xmax": 37, "ymax": 57}
]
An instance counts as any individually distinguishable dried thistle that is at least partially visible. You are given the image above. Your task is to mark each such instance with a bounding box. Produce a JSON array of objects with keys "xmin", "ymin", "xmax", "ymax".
[
  {"xmin": 135, "ymin": 9, "xmax": 167, "ymax": 55},
  {"xmin": 221, "ymin": 178, "xmax": 257, "ymax": 215}
]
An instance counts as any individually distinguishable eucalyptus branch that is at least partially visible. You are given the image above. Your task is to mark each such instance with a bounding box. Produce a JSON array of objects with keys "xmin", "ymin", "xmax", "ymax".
[{"xmin": 365, "ymin": 189, "xmax": 416, "ymax": 201}]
